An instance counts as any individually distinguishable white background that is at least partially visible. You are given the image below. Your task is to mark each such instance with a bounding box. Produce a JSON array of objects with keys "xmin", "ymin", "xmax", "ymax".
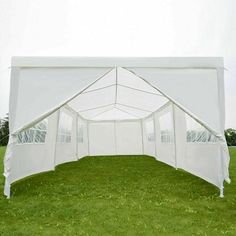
[{"xmin": 0, "ymin": 0, "xmax": 235, "ymax": 128}]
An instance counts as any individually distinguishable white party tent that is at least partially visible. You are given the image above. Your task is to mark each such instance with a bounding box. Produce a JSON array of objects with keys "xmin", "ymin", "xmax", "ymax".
[{"xmin": 4, "ymin": 57, "xmax": 230, "ymax": 198}]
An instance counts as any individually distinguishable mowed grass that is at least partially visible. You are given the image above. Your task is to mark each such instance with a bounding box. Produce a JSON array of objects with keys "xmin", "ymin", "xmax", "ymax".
[{"xmin": 0, "ymin": 146, "xmax": 236, "ymax": 235}]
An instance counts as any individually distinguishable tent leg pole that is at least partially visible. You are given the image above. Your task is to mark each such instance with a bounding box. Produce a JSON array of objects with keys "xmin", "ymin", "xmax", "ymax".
[
  {"xmin": 87, "ymin": 122, "xmax": 90, "ymax": 156},
  {"xmin": 114, "ymin": 121, "xmax": 117, "ymax": 155},
  {"xmin": 219, "ymin": 186, "xmax": 224, "ymax": 198},
  {"xmin": 140, "ymin": 120, "xmax": 144, "ymax": 155},
  {"xmin": 172, "ymin": 103, "xmax": 178, "ymax": 170},
  {"xmin": 53, "ymin": 110, "xmax": 60, "ymax": 169},
  {"xmin": 75, "ymin": 115, "xmax": 79, "ymax": 160},
  {"xmin": 153, "ymin": 114, "xmax": 158, "ymax": 160},
  {"xmin": 219, "ymin": 143, "xmax": 226, "ymax": 197},
  {"xmin": 4, "ymin": 182, "xmax": 11, "ymax": 199}
]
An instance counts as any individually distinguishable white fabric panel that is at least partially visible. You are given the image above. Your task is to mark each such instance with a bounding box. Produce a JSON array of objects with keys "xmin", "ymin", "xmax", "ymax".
[
  {"xmin": 154, "ymin": 104, "xmax": 176, "ymax": 167},
  {"xmin": 142, "ymin": 117, "xmax": 156, "ymax": 156},
  {"xmin": 116, "ymin": 104, "xmax": 150, "ymax": 118},
  {"xmin": 79, "ymin": 104, "xmax": 115, "ymax": 120},
  {"xmin": 116, "ymin": 121, "xmax": 143, "ymax": 155},
  {"xmin": 88, "ymin": 122, "xmax": 116, "ymax": 155},
  {"xmin": 184, "ymin": 143, "xmax": 222, "ymax": 187},
  {"xmin": 117, "ymin": 85, "xmax": 168, "ymax": 112},
  {"xmin": 68, "ymin": 86, "xmax": 115, "ymax": 112},
  {"xmin": 77, "ymin": 116, "xmax": 89, "ymax": 158},
  {"xmin": 12, "ymin": 67, "xmax": 111, "ymax": 133},
  {"xmin": 118, "ymin": 67, "xmax": 162, "ymax": 95},
  {"xmin": 221, "ymin": 141, "xmax": 230, "ymax": 183},
  {"xmin": 127, "ymin": 68, "xmax": 221, "ymax": 134},
  {"xmin": 85, "ymin": 68, "xmax": 116, "ymax": 92},
  {"xmin": 8, "ymin": 67, "xmax": 20, "ymax": 133},
  {"xmin": 55, "ymin": 108, "xmax": 77, "ymax": 165},
  {"xmin": 92, "ymin": 108, "xmax": 137, "ymax": 120},
  {"xmin": 9, "ymin": 112, "xmax": 58, "ymax": 183},
  {"xmin": 172, "ymin": 105, "xmax": 224, "ymax": 187}
]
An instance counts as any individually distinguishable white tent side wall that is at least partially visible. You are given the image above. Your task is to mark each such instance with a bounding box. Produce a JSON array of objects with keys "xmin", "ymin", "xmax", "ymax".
[
  {"xmin": 142, "ymin": 103, "xmax": 224, "ymax": 188},
  {"xmin": 7, "ymin": 111, "xmax": 59, "ymax": 184}
]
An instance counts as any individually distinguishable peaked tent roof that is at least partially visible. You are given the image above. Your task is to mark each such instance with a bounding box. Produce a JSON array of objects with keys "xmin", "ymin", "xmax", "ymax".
[{"xmin": 10, "ymin": 57, "xmax": 224, "ymax": 137}]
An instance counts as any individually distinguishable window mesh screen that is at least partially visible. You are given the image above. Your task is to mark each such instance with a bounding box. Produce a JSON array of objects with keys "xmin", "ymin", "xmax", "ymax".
[
  {"xmin": 185, "ymin": 114, "xmax": 217, "ymax": 143},
  {"xmin": 17, "ymin": 119, "xmax": 48, "ymax": 144}
]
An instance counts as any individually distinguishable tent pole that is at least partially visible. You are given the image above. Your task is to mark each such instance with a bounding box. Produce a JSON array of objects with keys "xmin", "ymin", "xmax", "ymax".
[
  {"xmin": 75, "ymin": 114, "xmax": 79, "ymax": 160},
  {"xmin": 87, "ymin": 121, "xmax": 90, "ymax": 156},
  {"xmin": 140, "ymin": 120, "xmax": 144, "ymax": 154},
  {"xmin": 118, "ymin": 84, "xmax": 164, "ymax": 97},
  {"xmin": 172, "ymin": 103, "xmax": 178, "ymax": 170},
  {"xmin": 219, "ymin": 145, "xmax": 225, "ymax": 198},
  {"xmin": 115, "ymin": 67, "xmax": 118, "ymax": 105},
  {"xmin": 115, "ymin": 107, "xmax": 139, "ymax": 118},
  {"xmin": 53, "ymin": 109, "xmax": 60, "ymax": 169},
  {"xmin": 90, "ymin": 107, "xmax": 115, "ymax": 119},
  {"xmin": 81, "ymin": 84, "xmax": 115, "ymax": 94},
  {"xmin": 153, "ymin": 114, "xmax": 158, "ymax": 159},
  {"xmin": 116, "ymin": 103, "xmax": 152, "ymax": 113},
  {"xmin": 114, "ymin": 121, "xmax": 117, "ymax": 155},
  {"xmin": 78, "ymin": 103, "xmax": 115, "ymax": 113}
]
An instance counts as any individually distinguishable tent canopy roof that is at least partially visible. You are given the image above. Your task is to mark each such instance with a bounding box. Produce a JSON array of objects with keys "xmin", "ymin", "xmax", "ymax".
[{"xmin": 68, "ymin": 67, "xmax": 168, "ymax": 121}]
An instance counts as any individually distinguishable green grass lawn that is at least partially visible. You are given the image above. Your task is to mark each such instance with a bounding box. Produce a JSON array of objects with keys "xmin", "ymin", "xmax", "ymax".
[{"xmin": 0, "ymin": 146, "xmax": 236, "ymax": 235}]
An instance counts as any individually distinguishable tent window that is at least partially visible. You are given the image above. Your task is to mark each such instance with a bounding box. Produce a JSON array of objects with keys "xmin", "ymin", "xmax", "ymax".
[
  {"xmin": 186, "ymin": 114, "xmax": 217, "ymax": 143},
  {"xmin": 145, "ymin": 119, "xmax": 155, "ymax": 142},
  {"xmin": 159, "ymin": 112, "xmax": 173, "ymax": 143},
  {"xmin": 78, "ymin": 124, "xmax": 84, "ymax": 143},
  {"xmin": 17, "ymin": 119, "xmax": 48, "ymax": 144},
  {"xmin": 57, "ymin": 112, "xmax": 73, "ymax": 143}
]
